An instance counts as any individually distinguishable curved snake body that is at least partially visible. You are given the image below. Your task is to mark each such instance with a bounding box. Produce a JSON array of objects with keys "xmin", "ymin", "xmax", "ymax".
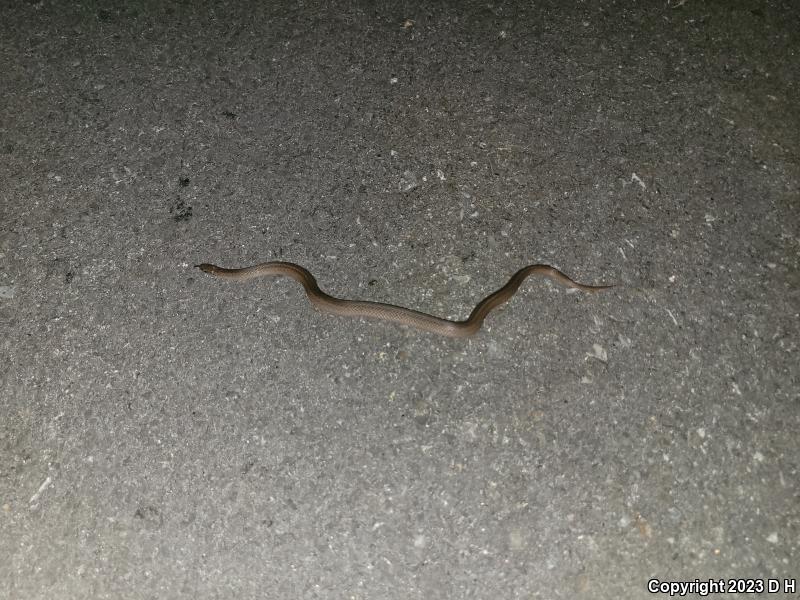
[{"xmin": 196, "ymin": 261, "xmax": 612, "ymax": 337}]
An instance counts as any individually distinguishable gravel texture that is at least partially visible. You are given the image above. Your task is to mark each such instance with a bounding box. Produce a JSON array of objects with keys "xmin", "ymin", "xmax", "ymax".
[{"xmin": 2, "ymin": 1, "xmax": 798, "ymax": 598}]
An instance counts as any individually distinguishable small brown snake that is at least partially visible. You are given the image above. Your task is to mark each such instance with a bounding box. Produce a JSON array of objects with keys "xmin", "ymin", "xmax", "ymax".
[{"xmin": 196, "ymin": 261, "xmax": 613, "ymax": 337}]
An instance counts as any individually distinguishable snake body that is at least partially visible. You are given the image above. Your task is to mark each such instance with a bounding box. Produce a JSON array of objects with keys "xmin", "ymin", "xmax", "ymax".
[{"xmin": 196, "ymin": 261, "xmax": 612, "ymax": 337}]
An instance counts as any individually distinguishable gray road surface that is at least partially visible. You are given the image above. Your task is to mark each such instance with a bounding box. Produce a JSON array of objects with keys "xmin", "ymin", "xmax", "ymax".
[{"xmin": 2, "ymin": 2, "xmax": 798, "ymax": 598}]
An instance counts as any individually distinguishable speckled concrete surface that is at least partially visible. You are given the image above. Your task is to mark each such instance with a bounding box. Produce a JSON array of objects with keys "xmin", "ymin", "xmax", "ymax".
[{"xmin": 1, "ymin": 1, "xmax": 798, "ymax": 598}]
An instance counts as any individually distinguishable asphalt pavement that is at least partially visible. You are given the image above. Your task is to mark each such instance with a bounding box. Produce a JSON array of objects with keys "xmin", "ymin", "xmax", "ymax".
[{"xmin": 2, "ymin": 2, "xmax": 798, "ymax": 598}]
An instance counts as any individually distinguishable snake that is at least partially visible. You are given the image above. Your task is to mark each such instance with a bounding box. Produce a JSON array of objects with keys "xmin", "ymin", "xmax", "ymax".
[{"xmin": 196, "ymin": 261, "xmax": 613, "ymax": 337}]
